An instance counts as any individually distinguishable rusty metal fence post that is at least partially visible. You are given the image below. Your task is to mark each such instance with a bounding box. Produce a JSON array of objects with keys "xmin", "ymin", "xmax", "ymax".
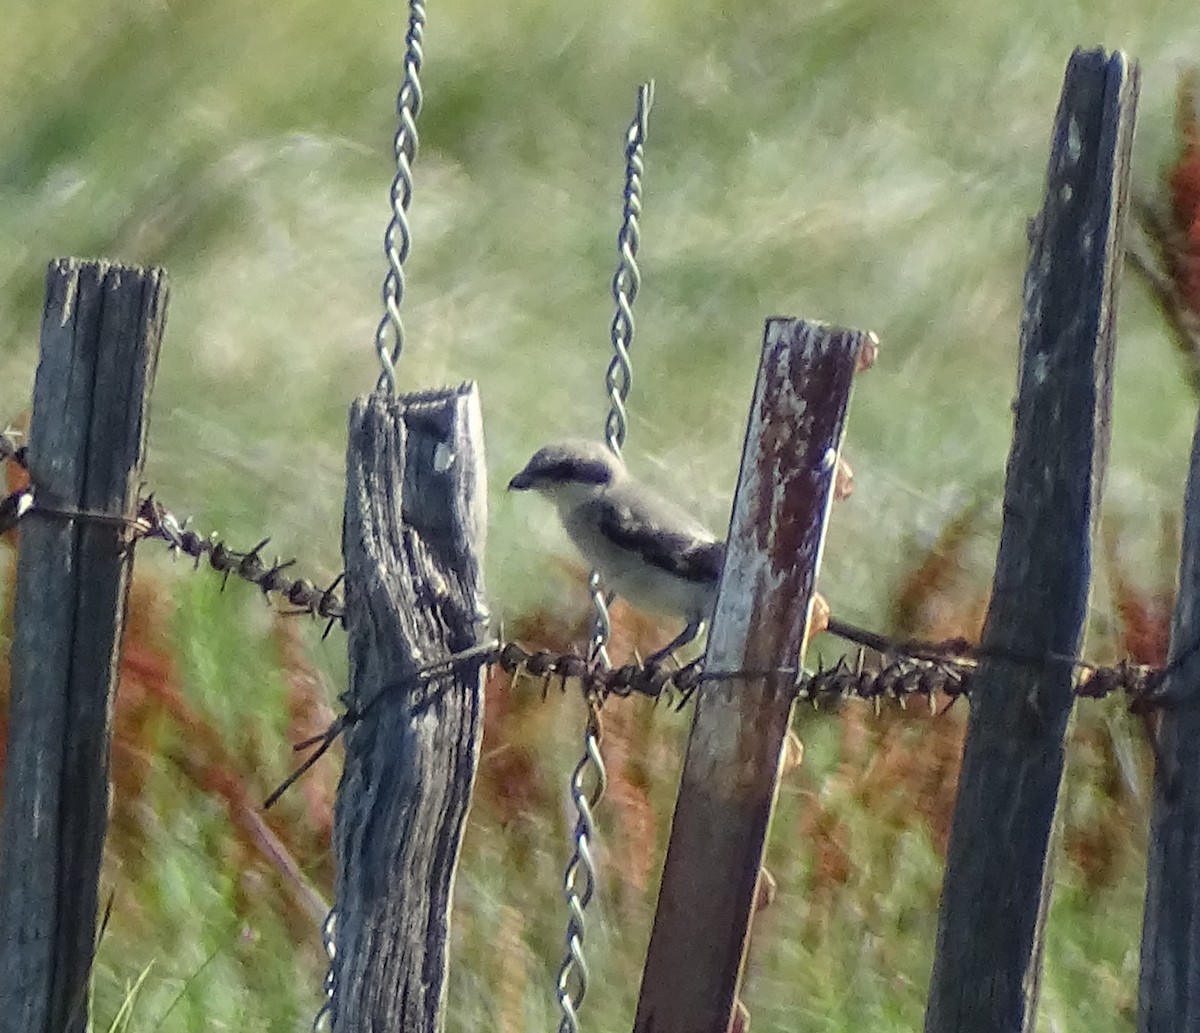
[{"xmin": 633, "ymin": 317, "xmax": 866, "ymax": 1033}]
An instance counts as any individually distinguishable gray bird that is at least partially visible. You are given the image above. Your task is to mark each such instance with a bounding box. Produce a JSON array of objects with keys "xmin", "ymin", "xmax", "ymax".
[{"xmin": 508, "ymin": 440, "xmax": 724, "ymax": 661}]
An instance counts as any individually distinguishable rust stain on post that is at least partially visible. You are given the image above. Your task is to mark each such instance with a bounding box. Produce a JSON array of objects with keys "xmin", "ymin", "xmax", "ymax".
[
  {"xmin": 634, "ymin": 317, "xmax": 864, "ymax": 1033},
  {"xmin": 717, "ymin": 322, "xmax": 853, "ymax": 668}
]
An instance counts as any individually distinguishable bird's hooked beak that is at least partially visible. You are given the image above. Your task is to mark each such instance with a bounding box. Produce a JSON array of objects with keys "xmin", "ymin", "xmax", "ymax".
[{"xmin": 507, "ymin": 466, "xmax": 535, "ymax": 491}]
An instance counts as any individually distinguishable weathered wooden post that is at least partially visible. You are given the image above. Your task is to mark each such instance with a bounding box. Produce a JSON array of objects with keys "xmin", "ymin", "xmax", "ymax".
[
  {"xmin": 1140, "ymin": 409, "xmax": 1200, "ymax": 1030},
  {"xmin": 0, "ymin": 259, "xmax": 167, "ymax": 1033},
  {"xmin": 330, "ymin": 384, "xmax": 489, "ymax": 1032},
  {"xmin": 633, "ymin": 317, "xmax": 866, "ymax": 1033},
  {"xmin": 924, "ymin": 48, "xmax": 1137, "ymax": 1033},
  {"xmin": 1136, "ymin": 287, "xmax": 1200, "ymax": 1026}
]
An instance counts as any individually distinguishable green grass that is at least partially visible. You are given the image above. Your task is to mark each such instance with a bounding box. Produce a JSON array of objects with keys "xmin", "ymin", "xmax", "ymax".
[{"xmin": 3, "ymin": 0, "xmax": 1200, "ymax": 1029}]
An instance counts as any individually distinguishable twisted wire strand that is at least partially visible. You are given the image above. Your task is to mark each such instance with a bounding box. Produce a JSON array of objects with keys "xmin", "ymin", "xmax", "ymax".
[
  {"xmin": 311, "ymin": 909, "xmax": 338, "ymax": 1030},
  {"xmin": 553, "ymin": 587, "xmax": 610, "ymax": 1033},
  {"xmin": 604, "ymin": 80, "xmax": 654, "ymax": 457},
  {"xmin": 555, "ymin": 716, "xmax": 606, "ymax": 1033},
  {"xmin": 552, "ymin": 81, "xmax": 656, "ymax": 1033},
  {"xmin": 373, "ymin": 0, "xmax": 427, "ymax": 396}
]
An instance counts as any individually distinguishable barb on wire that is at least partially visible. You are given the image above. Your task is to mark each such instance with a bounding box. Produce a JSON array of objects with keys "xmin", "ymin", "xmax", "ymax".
[
  {"xmin": 137, "ymin": 497, "xmax": 346, "ymax": 634},
  {"xmin": 3, "ymin": 431, "xmax": 348, "ymax": 629},
  {"xmin": 261, "ymin": 629, "xmax": 1170, "ymax": 811},
  {"xmin": 264, "ymin": 713, "xmax": 351, "ymax": 810},
  {"xmin": 373, "ymin": 0, "xmax": 427, "ymax": 396},
  {"xmin": 0, "ymin": 426, "xmax": 27, "ymax": 470}
]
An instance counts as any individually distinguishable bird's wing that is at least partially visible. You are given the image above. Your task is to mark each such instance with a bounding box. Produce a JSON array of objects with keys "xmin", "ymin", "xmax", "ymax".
[{"xmin": 593, "ymin": 494, "xmax": 725, "ymax": 585}]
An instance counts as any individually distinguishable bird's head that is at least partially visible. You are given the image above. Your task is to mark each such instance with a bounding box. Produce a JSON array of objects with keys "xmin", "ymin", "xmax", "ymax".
[{"xmin": 508, "ymin": 440, "xmax": 624, "ymax": 508}]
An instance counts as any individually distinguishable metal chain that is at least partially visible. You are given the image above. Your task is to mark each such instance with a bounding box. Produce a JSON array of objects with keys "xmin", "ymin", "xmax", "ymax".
[
  {"xmin": 373, "ymin": 0, "xmax": 427, "ymax": 396},
  {"xmin": 552, "ymin": 81, "xmax": 655, "ymax": 1033}
]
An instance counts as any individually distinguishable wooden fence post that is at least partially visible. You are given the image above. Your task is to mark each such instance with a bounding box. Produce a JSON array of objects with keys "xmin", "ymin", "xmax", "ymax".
[
  {"xmin": 0, "ymin": 259, "xmax": 167, "ymax": 1033},
  {"xmin": 633, "ymin": 318, "xmax": 865, "ymax": 1033},
  {"xmin": 924, "ymin": 48, "xmax": 1138, "ymax": 1033},
  {"xmin": 331, "ymin": 385, "xmax": 489, "ymax": 1033},
  {"xmin": 1139, "ymin": 341, "xmax": 1200, "ymax": 1022}
]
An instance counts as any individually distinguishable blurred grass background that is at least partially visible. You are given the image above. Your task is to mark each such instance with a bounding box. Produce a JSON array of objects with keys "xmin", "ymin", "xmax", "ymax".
[{"xmin": 3, "ymin": 0, "xmax": 1200, "ymax": 1029}]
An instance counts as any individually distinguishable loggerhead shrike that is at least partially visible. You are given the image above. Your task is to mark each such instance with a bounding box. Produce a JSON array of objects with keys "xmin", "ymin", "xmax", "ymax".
[{"xmin": 508, "ymin": 440, "xmax": 723, "ymax": 661}]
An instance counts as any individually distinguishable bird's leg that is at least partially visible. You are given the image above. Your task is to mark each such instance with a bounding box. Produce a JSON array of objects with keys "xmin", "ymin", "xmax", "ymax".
[{"xmin": 644, "ymin": 616, "xmax": 705, "ymax": 669}]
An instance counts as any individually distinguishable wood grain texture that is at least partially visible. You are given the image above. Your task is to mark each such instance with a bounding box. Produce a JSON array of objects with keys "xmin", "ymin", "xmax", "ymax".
[
  {"xmin": 633, "ymin": 318, "xmax": 864, "ymax": 1033},
  {"xmin": 0, "ymin": 259, "xmax": 166, "ymax": 1033},
  {"xmin": 924, "ymin": 49, "xmax": 1137, "ymax": 1033},
  {"xmin": 332, "ymin": 385, "xmax": 489, "ymax": 1033}
]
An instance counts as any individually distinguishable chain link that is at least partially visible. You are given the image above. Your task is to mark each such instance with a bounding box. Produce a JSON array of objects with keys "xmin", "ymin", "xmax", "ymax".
[{"xmin": 373, "ymin": 0, "xmax": 427, "ymax": 396}]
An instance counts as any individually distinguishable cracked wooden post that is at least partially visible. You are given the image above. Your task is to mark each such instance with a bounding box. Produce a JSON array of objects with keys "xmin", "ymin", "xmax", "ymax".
[
  {"xmin": 330, "ymin": 385, "xmax": 489, "ymax": 1033},
  {"xmin": 633, "ymin": 318, "xmax": 865, "ymax": 1033},
  {"xmin": 0, "ymin": 259, "xmax": 167, "ymax": 1033},
  {"xmin": 924, "ymin": 48, "xmax": 1137, "ymax": 1033}
]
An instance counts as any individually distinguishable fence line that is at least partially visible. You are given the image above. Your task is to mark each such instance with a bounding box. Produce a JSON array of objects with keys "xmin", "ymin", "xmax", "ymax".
[
  {"xmin": 0, "ymin": 425, "xmax": 1174, "ymax": 805},
  {"xmin": 3, "ymin": 41, "xmax": 1197, "ymax": 1033}
]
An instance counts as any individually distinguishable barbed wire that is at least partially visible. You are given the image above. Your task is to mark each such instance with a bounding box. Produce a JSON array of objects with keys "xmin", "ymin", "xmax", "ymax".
[
  {"xmin": 0, "ymin": 425, "xmax": 1174, "ymax": 782},
  {"xmin": 1, "ymin": 427, "xmax": 347, "ymax": 630},
  {"xmin": 1, "ymin": 426, "xmax": 1170, "ymax": 705},
  {"xmin": 0, "ymin": 461, "xmax": 1171, "ymax": 722},
  {"xmin": 137, "ymin": 497, "xmax": 346, "ymax": 632},
  {"xmin": 257, "ymin": 634, "xmax": 1166, "ymax": 812}
]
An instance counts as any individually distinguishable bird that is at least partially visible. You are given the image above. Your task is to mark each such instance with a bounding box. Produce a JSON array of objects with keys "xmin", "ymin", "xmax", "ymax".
[{"xmin": 508, "ymin": 440, "xmax": 723, "ymax": 662}]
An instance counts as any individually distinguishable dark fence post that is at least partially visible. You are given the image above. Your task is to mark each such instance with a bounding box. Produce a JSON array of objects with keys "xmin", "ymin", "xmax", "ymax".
[
  {"xmin": 633, "ymin": 318, "xmax": 866, "ymax": 1033},
  {"xmin": 331, "ymin": 385, "xmax": 489, "ymax": 1033},
  {"xmin": 0, "ymin": 259, "xmax": 167, "ymax": 1033},
  {"xmin": 1139, "ymin": 356, "xmax": 1200, "ymax": 1022},
  {"xmin": 924, "ymin": 49, "xmax": 1138, "ymax": 1033}
]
